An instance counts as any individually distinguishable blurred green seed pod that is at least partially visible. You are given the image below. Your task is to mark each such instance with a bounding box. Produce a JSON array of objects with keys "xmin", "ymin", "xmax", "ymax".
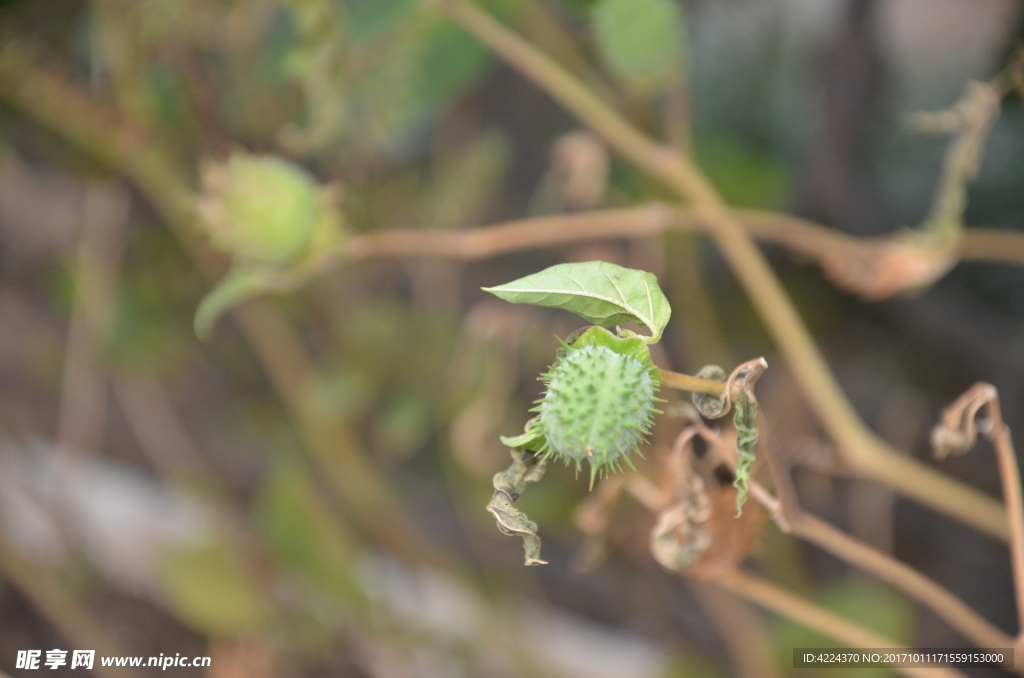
[
  {"xmin": 198, "ymin": 152, "xmax": 319, "ymax": 265},
  {"xmin": 535, "ymin": 327, "xmax": 660, "ymax": 486}
]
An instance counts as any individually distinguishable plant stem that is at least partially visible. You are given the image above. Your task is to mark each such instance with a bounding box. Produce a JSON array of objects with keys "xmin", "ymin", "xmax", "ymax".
[
  {"xmin": 708, "ymin": 423, "xmax": 1015, "ymax": 655},
  {"xmin": 658, "ymin": 370, "xmax": 726, "ymax": 396},
  {"xmin": 434, "ymin": 0, "xmax": 1007, "ymax": 541},
  {"xmin": 689, "ymin": 581, "xmax": 783, "ymax": 678},
  {"xmin": 792, "ymin": 513, "xmax": 1015, "ymax": 653},
  {"xmin": 982, "ymin": 394, "xmax": 1024, "ymax": 639},
  {"xmin": 345, "ymin": 203, "xmax": 1024, "ymax": 269},
  {"xmin": 713, "ymin": 569, "xmax": 969, "ymax": 678}
]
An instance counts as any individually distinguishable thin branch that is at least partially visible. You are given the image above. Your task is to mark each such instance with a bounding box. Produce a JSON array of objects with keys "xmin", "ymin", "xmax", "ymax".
[
  {"xmin": 959, "ymin": 228, "xmax": 1024, "ymax": 264},
  {"xmin": 932, "ymin": 384, "xmax": 1024, "ymax": 640},
  {"xmin": 346, "ymin": 203, "xmax": 673, "ymax": 261},
  {"xmin": 658, "ymin": 369, "xmax": 726, "ymax": 397},
  {"xmin": 713, "ymin": 569, "xmax": 969, "ymax": 678},
  {"xmin": 792, "ymin": 513, "xmax": 1015, "ymax": 654},
  {"xmin": 699, "ymin": 424, "xmax": 1015, "ymax": 655},
  {"xmin": 433, "ymin": 0, "xmax": 1008, "ymax": 541},
  {"xmin": 984, "ymin": 395, "xmax": 1024, "ymax": 640},
  {"xmin": 689, "ymin": 581, "xmax": 783, "ymax": 678},
  {"xmin": 347, "ymin": 203, "xmax": 1024, "ymax": 271},
  {"xmin": 755, "ymin": 418, "xmax": 802, "ymax": 527},
  {"xmin": 56, "ymin": 182, "xmax": 131, "ymax": 454}
]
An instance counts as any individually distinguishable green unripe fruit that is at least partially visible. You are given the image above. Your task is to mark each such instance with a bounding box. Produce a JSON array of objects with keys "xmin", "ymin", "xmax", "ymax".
[
  {"xmin": 198, "ymin": 152, "xmax": 318, "ymax": 265},
  {"xmin": 536, "ymin": 332, "xmax": 659, "ymax": 486}
]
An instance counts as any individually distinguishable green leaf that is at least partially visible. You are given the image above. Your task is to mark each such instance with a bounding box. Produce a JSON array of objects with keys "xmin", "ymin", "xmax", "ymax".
[
  {"xmin": 156, "ymin": 540, "xmax": 269, "ymax": 636},
  {"xmin": 482, "ymin": 261, "xmax": 671, "ymax": 343},
  {"xmin": 570, "ymin": 325, "xmax": 657, "ymax": 372},
  {"xmin": 499, "ymin": 418, "xmax": 546, "ymax": 451},
  {"xmin": 592, "ymin": 0, "xmax": 685, "ymax": 94},
  {"xmin": 194, "ymin": 267, "xmax": 278, "ymax": 340}
]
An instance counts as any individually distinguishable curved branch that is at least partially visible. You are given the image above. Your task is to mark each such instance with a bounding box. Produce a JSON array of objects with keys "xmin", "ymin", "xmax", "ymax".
[
  {"xmin": 693, "ymin": 422, "xmax": 1015, "ymax": 655},
  {"xmin": 714, "ymin": 570, "xmax": 970, "ymax": 678}
]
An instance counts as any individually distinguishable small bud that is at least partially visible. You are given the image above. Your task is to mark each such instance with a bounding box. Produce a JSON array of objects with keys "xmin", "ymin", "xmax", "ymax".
[{"xmin": 198, "ymin": 152, "xmax": 318, "ymax": 265}]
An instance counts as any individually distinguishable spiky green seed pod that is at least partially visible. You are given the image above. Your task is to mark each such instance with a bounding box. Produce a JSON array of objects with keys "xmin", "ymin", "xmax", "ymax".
[
  {"xmin": 535, "ymin": 327, "xmax": 659, "ymax": 487},
  {"xmin": 198, "ymin": 152, "xmax": 318, "ymax": 265}
]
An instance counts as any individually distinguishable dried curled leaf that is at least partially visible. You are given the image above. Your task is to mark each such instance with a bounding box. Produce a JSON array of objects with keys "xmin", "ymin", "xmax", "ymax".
[
  {"xmin": 692, "ymin": 365, "xmax": 728, "ymax": 417},
  {"xmin": 650, "ymin": 471, "xmax": 712, "ymax": 572},
  {"xmin": 732, "ymin": 390, "xmax": 758, "ymax": 516},
  {"xmin": 487, "ymin": 448, "xmax": 549, "ymax": 566},
  {"xmin": 482, "ymin": 260, "xmax": 671, "ymax": 343},
  {"xmin": 727, "ymin": 360, "xmax": 767, "ymax": 515},
  {"xmin": 818, "ymin": 235, "xmax": 958, "ymax": 302},
  {"xmin": 653, "ymin": 426, "xmax": 767, "ymax": 577},
  {"xmin": 690, "ymin": 360, "xmax": 767, "ymax": 514},
  {"xmin": 930, "ymin": 383, "xmax": 997, "ymax": 459}
]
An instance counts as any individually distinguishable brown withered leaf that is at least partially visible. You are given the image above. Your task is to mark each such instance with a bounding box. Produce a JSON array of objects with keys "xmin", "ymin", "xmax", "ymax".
[
  {"xmin": 930, "ymin": 382, "xmax": 997, "ymax": 459},
  {"xmin": 686, "ymin": 486, "xmax": 767, "ymax": 580},
  {"xmin": 649, "ymin": 472, "xmax": 712, "ymax": 572},
  {"xmin": 818, "ymin": 235, "xmax": 957, "ymax": 302}
]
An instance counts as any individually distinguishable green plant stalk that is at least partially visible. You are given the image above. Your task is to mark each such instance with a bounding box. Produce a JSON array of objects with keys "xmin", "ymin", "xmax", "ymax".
[
  {"xmin": 658, "ymin": 369, "xmax": 726, "ymax": 396},
  {"xmin": 433, "ymin": 0, "xmax": 1007, "ymax": 540}
]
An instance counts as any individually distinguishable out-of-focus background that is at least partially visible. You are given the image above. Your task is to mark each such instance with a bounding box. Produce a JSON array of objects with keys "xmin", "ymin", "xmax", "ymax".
[{"xmin": 0, "ymin": 0, "xmax": 1023, "ymax": 676}]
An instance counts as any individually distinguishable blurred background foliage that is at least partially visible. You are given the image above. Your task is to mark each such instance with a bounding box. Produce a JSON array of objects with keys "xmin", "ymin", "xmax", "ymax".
[{"xmin": 0, "ymin": 0, "xmax": 1022, "ymax": 676}]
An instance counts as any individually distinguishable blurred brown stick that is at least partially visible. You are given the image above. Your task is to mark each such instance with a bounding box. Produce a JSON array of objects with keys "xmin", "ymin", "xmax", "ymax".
[
  {"xmin": 346, "ymin": 203, "xmax": 1024, "ymax": 270},
  {"xmin": 113, "ymin": 373, "xmax": 213, "ymax": 481},
  {"xmin": 932, "ymin": 384, "xmax": 1024, "ymax": 643},
  {"xmin": 980, "ymin": 391, "xmax": 1024, "ymax": 640},
  {"xmin": 689, "ymin": 581, "xmax": 782, "ymax": 678},
  {"xmin": 56, "ymin": 182, "xmax": 131, "ymax": 454}
]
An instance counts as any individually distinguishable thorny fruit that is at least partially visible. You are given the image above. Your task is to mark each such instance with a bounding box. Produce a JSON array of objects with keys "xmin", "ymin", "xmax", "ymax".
[
  {"xmin": 535, "ymin": 327, "xmax": 660, "ymax": 487},
  {"xmin": 198, "ymin": 152, "xmax": 318, "ymax": 265}
]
